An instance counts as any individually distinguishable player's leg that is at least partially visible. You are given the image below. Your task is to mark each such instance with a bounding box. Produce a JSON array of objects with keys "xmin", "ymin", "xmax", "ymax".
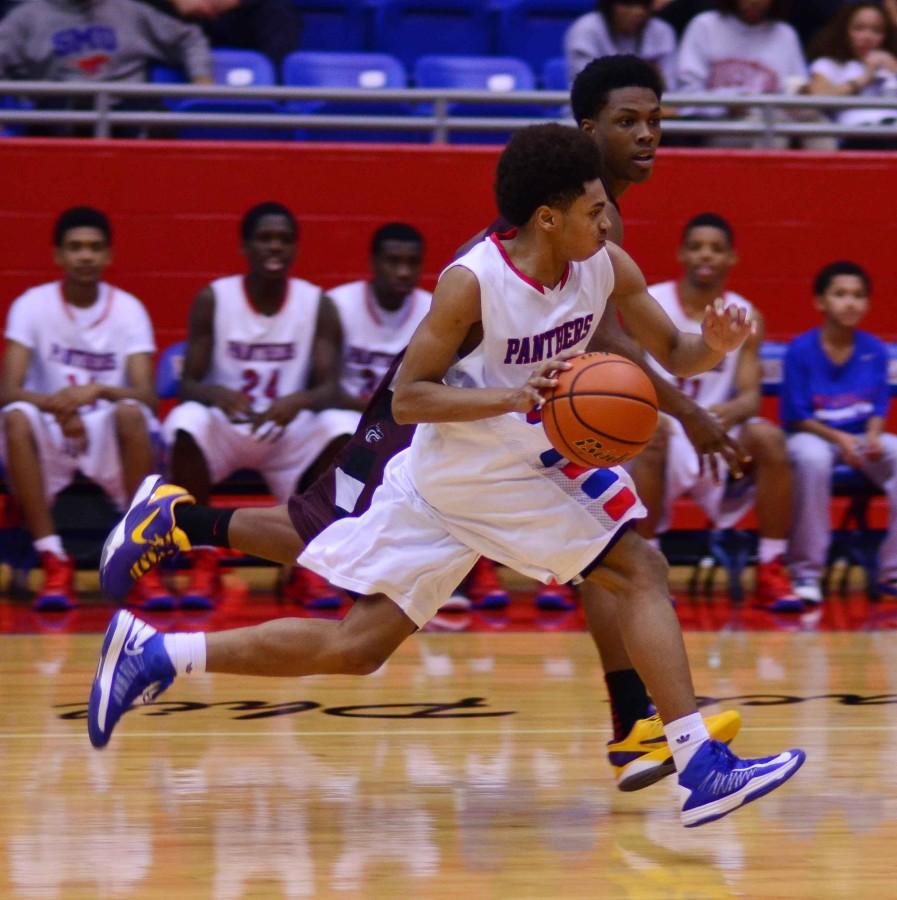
[
  {"xmin": 112, "ymin": 401, "xmax": 156, "ymax": 497},
  {"xmin": 786, "ymin": 431, "xmax": 835, "ymax": 604},
  {"xmin": 88, "ymin": 591, "xmax": 417, "ymax": 748},
  {"xmin": 628, "ymin": 419, "xmax": 671, "ymax": 539},
  {"xmin": 739, "ymin": 420, "xmax": 799, "ymax": 608},
  {"xmin": 1, "ymin": 403, "xmax": 76, "ymax": 609},
  {"xmin": 858, "ymin": 432, "xmax": 897, "ymax": 596},
  {"xmin": 589, "ymin": 528, "xmax": 804, "ymax": 825}
]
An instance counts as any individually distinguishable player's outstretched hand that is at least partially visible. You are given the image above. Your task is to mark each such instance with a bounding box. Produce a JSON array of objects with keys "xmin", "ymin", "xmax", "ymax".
[
  {"xmin": 701, "ymin": 298, "xmax": 756, "ymax": 353},
  {"xmin": 507, "ymin": 349, "xmax": 581, "ymax": 414}
]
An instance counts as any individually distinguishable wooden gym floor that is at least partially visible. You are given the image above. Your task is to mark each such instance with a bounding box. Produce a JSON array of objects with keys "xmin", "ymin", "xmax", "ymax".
[{"xmin": 2, "ymin": 623, "xmax": 897, "ymax": 899}]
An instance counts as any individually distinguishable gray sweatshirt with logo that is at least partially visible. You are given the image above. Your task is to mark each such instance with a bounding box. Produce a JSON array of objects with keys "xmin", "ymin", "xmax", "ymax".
[{"xmin": 0, "ymin": 0, "xmax": 211, "ymax": 82}]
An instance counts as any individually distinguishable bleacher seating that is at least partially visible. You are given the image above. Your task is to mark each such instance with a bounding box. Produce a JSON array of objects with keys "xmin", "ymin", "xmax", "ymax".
[
  {"xmin": 296, "ymin": 0, "xmax": 368, "ymax": 52},
  {"xmin": 370, "ymin": 0, "xmax": 492, "ymax": 71},
  {"xmin": 541, "ymin": 56, "xmax": 569, "ymax": 91},
  {"xmin": 494, "ymin": 0, "xmax": 592, "ymax": 74},
  {"xmin": 413, "ymin": 54, "xmax": 542, "ymax": 143},
  {"xmin": 283, "ymin": 51, "xmax": 426, "ymax": 142}
]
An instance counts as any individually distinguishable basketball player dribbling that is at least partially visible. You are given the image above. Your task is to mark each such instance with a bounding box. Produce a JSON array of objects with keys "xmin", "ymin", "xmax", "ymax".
[
  {"xmin": 90, "ymin": 56, "xmax": 751, "ymax": 795},
  {"xmin": 90, "ymin": 124, "xmax": 804, "ymax": 827}
]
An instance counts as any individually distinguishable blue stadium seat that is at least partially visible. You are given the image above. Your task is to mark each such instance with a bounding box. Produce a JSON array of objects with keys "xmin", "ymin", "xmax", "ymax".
[
  {"xmin": 496, "ymin": 0, "xmax": 593, "ymax": 73},
  {"xmin": 371, "ymin": 0, "xmax": 492, "ymax": 70},
  {"xmin": 542, "ymin": 56, "xmax": 569, "ymax": 91},
  {"xmin": 413, "ymin": 54, "xmax": 542, "ymax": 143},
  {"xmin": 296, "ymin": 0, "xmax": 367, "ymax": 52},
  {"xmin": 156, "ymin": 341, "xmax": 187, "ymax": 400},
  {"xmin": 170, "ymin": 50, "xmax": 284, "ymax": 140},
  {"xmin": 282, "ymin": 51, "xmax": 426, "ymax": 142}
]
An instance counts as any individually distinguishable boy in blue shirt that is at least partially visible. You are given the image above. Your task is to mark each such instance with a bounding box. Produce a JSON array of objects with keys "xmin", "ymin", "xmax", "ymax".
[{"xmin": 782, "ymin": 261, "xmax": 896, "ymax": 604}]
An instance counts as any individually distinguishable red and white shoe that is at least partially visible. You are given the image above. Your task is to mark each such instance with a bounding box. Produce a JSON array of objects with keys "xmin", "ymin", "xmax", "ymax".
[
  {"xmin": 282, "ymin": 566, "xmax": 343, "ymax": 610},
  {"xmin": 467, "ymin": 558, "xmax": 510, "ymax": 610},
  {"xmin": 180, "ymin": 549, "xmax": 220, "ymax": 610},
  {"xmin": 33, "ymin": 551, "xmax": 75, "ymax": 611},
  {"xmin": 129, "ymin": 567, "xmax": 177, "ymax": 612},
  {"xmin": 756, "ymin": 557, "xmax": 802, "ymax": 613}
]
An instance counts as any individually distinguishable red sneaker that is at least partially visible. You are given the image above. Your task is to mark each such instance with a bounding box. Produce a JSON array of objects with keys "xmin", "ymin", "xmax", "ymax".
[
  {"xmin": 467, "ymin": 558, "xmax": 509, "ymax": 610},
  {"xmin": 130, "ymin": 567, "xmax": 176, "ymax": 612},
  {"xmin": 535, "ymin": 579, "xmax": 578, "ymax": 611},
  {"xmin": 756, "ymin": 557, "xmax": 802, "ymax": 612},
  {"xmin": 34, "ymin": 551, "xmax": 75, "ymax": 611},
  {"xmin": 282, "ymin": 566, "xmax": 343, "ymax": 610},
  {"xmin": 180, "ymin": 549, "xmax": 219, "ymax": 610}
]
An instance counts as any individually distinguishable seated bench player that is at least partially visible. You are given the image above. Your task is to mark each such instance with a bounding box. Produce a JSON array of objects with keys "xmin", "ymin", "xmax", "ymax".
[
  {"xmin": 91, "ymin": 124, "xmax": 805, "ymax": 828},
  {"xmin": 0, "ymin": 207, "xmax": 162, "ymax": 610},
  {"xmin": 783, "ymin": 260, "xmax": 897, "ymax": 604},
  {"xmin": 162, "ymin": 201, "xmax": 349, "ymax": 609},
  {"xmin": 630, "ymin": 213, "xmax": 800, "ymax": 611}
]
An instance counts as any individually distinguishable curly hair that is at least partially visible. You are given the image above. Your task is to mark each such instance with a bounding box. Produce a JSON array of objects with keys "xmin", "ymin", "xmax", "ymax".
[
  {"xmin": 495, "ymin": 124, "xmax": 604, "ymax": 227},
  {"xmin": 813, "ymin": 260, "xmax": 872, "ymax": 296},
  {"xmin": 808, "ymin": 2, "xmax": 897, "ymax": 62},
  {"xmin": 715, "ymin": 0, "xmax": 791, "ymax": 21},
  {"xmin": 570, "ymin": 53, "xmax": 663, "ymax": 124}
]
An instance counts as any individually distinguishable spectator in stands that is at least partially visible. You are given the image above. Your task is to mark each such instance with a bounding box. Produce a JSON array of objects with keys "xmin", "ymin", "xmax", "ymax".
[
  {"xmin": 0, "ymin": 207, "xmax": 163, "ymax": 611},
  {"xmin": 163, "ymin": 202, "xmax": 349, "ymax": 610},
  {"xmin": 0, "ymin": 0, "xmax": 212, "ymax": 84},
  {"xmin": 783, "ymin": 261, "xmax": 897, "ymax": 605},
  {"xmin": 630, "ymin": 213, "xmax": 800, "ymax": 611},
  {"xmin": 676, "ymin": 0, "xmax": 829, "ymax": 148},
  {"xmin": 565, "ymin": 1, "xmax": 678, "ymax": 88},
  {"xmin": 653, "ymin": 0, "xmax": 712, "ymax": 37},
  {"xmin": 138, "ymin": 0, "xmax": 300, "ymax": 71},
  {"xmin": 807, "ymin": 2, "xmax": 897, "ymax": 148}
]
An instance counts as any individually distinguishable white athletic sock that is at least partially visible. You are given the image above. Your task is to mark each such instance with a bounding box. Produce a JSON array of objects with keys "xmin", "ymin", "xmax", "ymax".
[
  {"xmin": 163, "ymin": 633, "xmax": 207, "ymax": 676},
  {"xmin": 758, "ymin": 538, "xmax": 787, "ymax": 565},
  {"xmin": 664, "ymin": 712, "xmax": 710, "ymax": 772},
  {"xmin": 34, "ymin": 535, "xmax": 66, "ymax": 559}
]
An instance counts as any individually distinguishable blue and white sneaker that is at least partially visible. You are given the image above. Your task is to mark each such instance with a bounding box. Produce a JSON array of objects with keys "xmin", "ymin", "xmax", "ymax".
[
  {"xmin": 88, "ymin": 610, "xmax": 176, "ymax": 748},
  {"xmin": 679, "ymin": 739, "xmax": 805, "ymax": 827},
  {"xmin": 100, "ymin": 475, "xmax": 194, "ymax": 601}
]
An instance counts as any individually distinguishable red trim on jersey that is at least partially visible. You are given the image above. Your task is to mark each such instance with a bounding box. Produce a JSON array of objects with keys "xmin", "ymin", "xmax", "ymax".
[
  {"xmin": 489, "ymin": 230, "xmax": 571, "ymax": 295},
  {"xmin": 364, "ymin": 281, "xmax": 416, "ymax": 330},
  {"xmin": 57, "ymin": 281, "xmax": 114, "ymax": 329},
  {"xmin": 241, "ymin": 276, "xmax": 289, "ymax": 317}
]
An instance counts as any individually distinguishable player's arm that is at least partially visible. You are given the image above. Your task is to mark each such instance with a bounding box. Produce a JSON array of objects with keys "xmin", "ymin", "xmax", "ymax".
[
  {"xmin": 273, "ymin": 293, "xmax": 345, "ymax": 415},
  {"xmin": 709, "ymin": 311, "xmax": 765, "ymax": 429},
  {"xmin": 0, "ymin": 339, "xmax": 55, "ymax": 410},
  {"xmin": 607, "ymin": 243, "xmax": 753, "ymax": 377},
  {"xmin": 94, "ymin": 352, "xmax": 159, "ymax": 413},
  {"xmin": 393, "ymin": 266, "xmax": 568, "ymax": 424}
]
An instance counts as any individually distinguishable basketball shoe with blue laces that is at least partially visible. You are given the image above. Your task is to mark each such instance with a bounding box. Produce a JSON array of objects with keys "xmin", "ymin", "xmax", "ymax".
[
  {"xmin": 87, "ymin": 610, "xmax": 176, "ymax": 748},
  {"xmin": 100, "ymin": 475, "xmax": 194, "ymax": 601},
  {"xmin": 678, "ymin": 739, "xmax": 805, "ymax": 827},
  {"xmin": 609, "ymin": 709, "xmax": 742, "ymax": 792}
]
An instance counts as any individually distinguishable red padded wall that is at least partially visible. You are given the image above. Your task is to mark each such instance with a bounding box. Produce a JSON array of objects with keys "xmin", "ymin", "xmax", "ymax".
[{"xmin": 1, "ymin": 140, "xmax": 895, "ymax": 347}]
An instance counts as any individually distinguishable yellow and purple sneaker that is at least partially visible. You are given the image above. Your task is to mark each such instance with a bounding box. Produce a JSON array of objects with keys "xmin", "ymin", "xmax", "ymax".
[
  {"xmin": 609, "ymin": 709, "xmax": 742, "ymax": 792},
  {"xmin": 100, "ymin": 475, "xmax": 194, "ymax": 601}
]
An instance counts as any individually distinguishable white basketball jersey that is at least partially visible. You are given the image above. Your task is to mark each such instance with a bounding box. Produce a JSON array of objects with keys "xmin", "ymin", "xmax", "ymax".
[
  {"xmin": 206, "ymin": 275, "xmax": 321, "ymax": 412},
  {"xmin": 3, "ymin": 281, "xmax": 155, "ymax": 396},
  {"xmin": 407, "ymin": 232, "xmax": 614, "ymax": 500},
  {"xmin": 646, "ymin": 281, "xmax": 753, "ymax": 407},
  {"xmin": 328, "ymin": 280, "xmax": 430, "ymax": 401}
]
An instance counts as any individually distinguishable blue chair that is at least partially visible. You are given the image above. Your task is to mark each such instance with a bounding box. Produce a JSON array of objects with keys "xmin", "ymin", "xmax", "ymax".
[
  {"xmin": 295, "ymin": 0, "xmax": 367, "ymax": 52},
  {"xmin": 170, "ymin": 50, "xmax": 284, "ymax": 140},
  {"xmin": 283, "ymin": 51, "xmax": 426, "ymax": 142},
  {"xmin": 542, "ymin": 56, "xmax": 569, "ymax": 91},
  {"xmin": 156, "ymin": 341, "xmax": 187, "ymax": 400},
  {"xmin": 496, "ymin": 0, "xmax": 593, "ymax": 73},
  {"xmin": 414, "ymin": 54, "xmax": 542, "ymax": 144},
  {"xmin": 370, "ymin": 0, "xmax": 491, "ymax": 70}
]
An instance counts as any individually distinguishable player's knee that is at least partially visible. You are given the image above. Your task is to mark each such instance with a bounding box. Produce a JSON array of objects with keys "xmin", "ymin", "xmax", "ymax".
[
  {"xmin": 113, "ymin": 402, "xmax": 147, "ymax": 434},
  {"xmin": 2, "ymin": 408, "xmax": 34, "ymax": 442},
  {"xmin": 339, "ymin": 640, "xmax": 391, "ymax": 676},
  {"xmin": 638, "ymin": 541, "xmax": 669, "ymax": 588},
  {"xmin": 742, "ymin": 421, "xmax": 787, "ymax": 462},
  {"xmin": 788, "ymin": 436, "xmax": 830, "ymax": 472}
]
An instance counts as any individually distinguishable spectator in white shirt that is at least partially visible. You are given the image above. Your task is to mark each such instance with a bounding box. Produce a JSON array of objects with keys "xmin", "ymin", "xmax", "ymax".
[
  {"xmin": 807, "ymin": 1, "xmax": 897, "ymax": 142},
  {"xmin": 565, "ymin": 1, "xmax": 678, "ymax": 88}
]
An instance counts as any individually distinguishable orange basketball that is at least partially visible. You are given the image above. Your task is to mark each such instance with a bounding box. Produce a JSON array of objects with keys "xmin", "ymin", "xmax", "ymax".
[{"xmin": 542, "ymin": 352, "xmax": 658, "ymax": 468}]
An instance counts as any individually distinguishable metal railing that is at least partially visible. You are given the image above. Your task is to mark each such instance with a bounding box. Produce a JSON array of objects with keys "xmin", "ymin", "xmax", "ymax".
[{"xmin": 1, "ymin": 79, "xmax": 896, "ymax": 145}]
